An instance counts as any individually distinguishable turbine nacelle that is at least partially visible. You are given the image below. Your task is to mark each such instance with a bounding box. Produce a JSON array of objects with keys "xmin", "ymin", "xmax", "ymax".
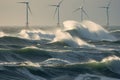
[{"xmin": 80, "ymin": 6, "xmax": 84, "ymax": 9}]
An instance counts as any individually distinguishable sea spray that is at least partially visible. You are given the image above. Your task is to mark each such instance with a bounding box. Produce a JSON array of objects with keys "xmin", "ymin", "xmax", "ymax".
[
  {"xmin": 81, "ymin": 20, "xmax": 117, "ymax": 41},
  {"xmin": 18, "ymin": 29, "xmax": 55, "ymax": 40},
  {"xmin": 63, "ymin": 20, "xmax": 117, "ymax": 41},
  {"xmin": 51, "ymin": 29, "xmax": 94, "ymax": 48},
  {"xmin": 18, "ymin": 30, "xmax": 30, "ymax": 39},
  {"xmin": 0, "ymin": 31, "xmax": 10, "ymax": 37}
]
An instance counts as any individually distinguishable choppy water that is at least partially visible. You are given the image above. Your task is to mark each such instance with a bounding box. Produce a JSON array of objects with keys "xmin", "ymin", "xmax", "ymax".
[{"xmin": 0, "ymin": 20, "xmax": 120, "ymax": 80}]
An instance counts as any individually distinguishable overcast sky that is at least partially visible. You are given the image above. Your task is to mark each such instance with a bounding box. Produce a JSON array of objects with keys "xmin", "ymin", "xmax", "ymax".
[{"xmin": 0, "ymin": 0, "xmax": 120, "ymax": 26}]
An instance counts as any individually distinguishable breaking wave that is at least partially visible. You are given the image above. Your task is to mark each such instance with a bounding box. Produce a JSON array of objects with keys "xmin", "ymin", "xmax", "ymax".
[{"xmin": 63, "ymin": 20, "xmax": 117, "ymax": 41}]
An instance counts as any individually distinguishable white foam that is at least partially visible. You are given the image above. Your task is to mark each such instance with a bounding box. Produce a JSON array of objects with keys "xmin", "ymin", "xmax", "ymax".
[
  {"xmin": 101, "ymin": 56, "xmax": 120, "ymax": 75},
  {"xmin": 18, "ymin": 30, "xmax": 30, "ymax": 39},
  {"xmin": 0, "ymin": 31, "xmax": 7, "ymax": 37},
  {"xmin": 102, "ymin": 55, "xmax": 120, "ymax": 63},
  {"xmin": 0, "ymin": 61, "xmax": 40, "ymax": 67},
  {"xmin": 41, "ymin": 58, "xmax": 71, "ymax": 66},
  {"xmin": 18, "ymin": 61, "xmax": 40, "ymax": 67},
  {"xmin": 22, "ymin": 46, "xmax": 39, "ymax": 49},
  {"xmin": 63, "ymin": 20, "xmax": 117, "ymax": 41},
  {"xmin": 110, "ymin": 30, "xmax": 120, "ymax": 33},
  {"xmin": 18, "ymin": 29, "xmax": 55, "ymax": 40},
  {"xmin": 52, "ymin": 30, "xmax": 94, "ymax": 48}
]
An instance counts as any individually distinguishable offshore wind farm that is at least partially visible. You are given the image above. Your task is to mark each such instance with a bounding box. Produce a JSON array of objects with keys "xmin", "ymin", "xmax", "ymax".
[{"xmin": 0, "ymin": 0, "xmax": 120, "ymax": 80}]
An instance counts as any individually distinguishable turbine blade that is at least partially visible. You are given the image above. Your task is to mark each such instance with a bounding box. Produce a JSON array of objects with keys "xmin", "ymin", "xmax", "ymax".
[
  {"xmin": 82, "ymin": 9, "xmax": 89, "ymax": 18},
  {"xmin": 108, "ymin": 0, "xmax": 112, "ymax": 7},
  {"xmin": 73, "ymin": 8, "xmax": 80, "ymax": 12},
  {"xmin": 99, "ymin": 7, "xmax": 106, "ymax": 8},
  {"xmin": 59, "ymin": 0, "xmax": 64, "ymax": 5},
  {"xmin": 54, "ymin": 7, "xmax": 58, "ymax": 17},
  {"xmin": 28, "ymin": 5, "xmax": 32, "ymax": 15},
  {"xmin": 17, "ymin": 2, "xmax": 27, "ymax": 4},
  {"xmin": 49, "ymin": 5, "xmax": 57, "ymax": 7}
]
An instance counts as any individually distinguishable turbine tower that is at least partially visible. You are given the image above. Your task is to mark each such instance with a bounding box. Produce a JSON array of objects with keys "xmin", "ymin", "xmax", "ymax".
[
  {"xmin": 73, "ymin": 0, "xmax": 89, "ymax": 21},
  {"xmin": 18, "ymin": 1, "xmax": 32, "ymax": 28},
  {"xmin": 50, "ymin": 0, "xmax": 64, "ymax": 27},
  {"xmin": 100, "ymin": 0, "xmax": 112, "ymax": 26}
]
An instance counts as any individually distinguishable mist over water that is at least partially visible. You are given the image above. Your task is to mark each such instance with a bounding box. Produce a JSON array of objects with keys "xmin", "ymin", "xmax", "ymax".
[
  {"xmin": 63, "ymin": 20, "xmax": 117, "ymax": 41},
  {"xmin": 0, "ymin": 20, "xmax": 120, "ymax": 80}
]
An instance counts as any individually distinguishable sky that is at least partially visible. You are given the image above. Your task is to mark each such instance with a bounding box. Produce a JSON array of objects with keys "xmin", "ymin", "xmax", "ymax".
[{"xmin": 0, "ymin": 0, "xmax": 120, "ymax": 26}]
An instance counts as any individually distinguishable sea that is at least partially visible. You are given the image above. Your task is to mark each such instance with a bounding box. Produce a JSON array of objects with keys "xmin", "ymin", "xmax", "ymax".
[{"xmin": 0, "ymin": 20, "xmax": 120, "ymax": 80}]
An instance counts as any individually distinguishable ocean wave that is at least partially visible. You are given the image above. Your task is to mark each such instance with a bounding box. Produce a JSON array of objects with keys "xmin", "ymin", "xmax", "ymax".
[
  {"xmin": 51, "ymin": 29, "xmax": 95, "ymax": 48},
  {"xmin": 110, "ymin": 30, "xmax": 120, "ymax": 33},
  {"xmin": 40, "ymin": 60, "xmax": 120, "ymax": 79},
  {"xmin": 0, "ymin": 36, "xmax": 31, "ymax": 45},
  {"xmin": 0, "ymin": 67, "xmax": 46, "ymax": 80},
  {"xmin": 75, "ymin": 73, "xmax": 120, "ymax": 80},
  {"xmin": 0, "ymin": 44, "xmax": 119, "ymax": 63},
  {"xmin": 110, "ymin": 30, "xmax": 120, "ymax": 40},
  {"xmin": 0, "ymin": 48, "xmax": 52, "ymax": 62},
  {"xmin": 0, "ymin": 56, "xmax": 120, "ymax": 80},
  {"xmin": 63, "ymin": 20, "xmax": 117, "ymax": 41},
  {"xmin": 41, "ymin": 58, "xmax": 71, "ymax": 66},
  {"xmin": 18, "ymin": 29, "xmax": 55, "ymax": 40}
]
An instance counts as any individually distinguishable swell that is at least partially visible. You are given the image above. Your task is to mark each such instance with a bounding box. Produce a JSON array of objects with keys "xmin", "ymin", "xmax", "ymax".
[
  {"xmin": 0, "ymin": 36, "xmax": 32, "ymax": 45},
  {"xmin": 0, "ymin": 48, "xmax": 120, "ymax": 79},
  {"xmin": 110, "ymin": 30, "xmax": 120, "ymax": 40},
  {"xmin": 0, "ymin": 48, "xmax": 52, "ymax": 62},
  {"xmin": 0, "ymin": 36, "xmax": 51, "ymax": 49},
  {"xmin": 1, "ymin": 60, "xmax": 120, "ymax": 79},
  {"xmin": 39, "ymin": 61, "xmax": 120, "ymax": 79},
  {"xmin": 0, "ymin": 45, "xmax": 120, "ymax": 62}
]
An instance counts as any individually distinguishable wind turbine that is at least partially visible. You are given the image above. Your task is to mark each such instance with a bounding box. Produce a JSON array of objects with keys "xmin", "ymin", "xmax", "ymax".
[
  {"xmin": 50, "ymin": 0, "xmax": 64, "ymax": 27},
  {"xmin": 73, "ymin": 0, "xmax": 89, "ymax": 21},
  {"xmin": 100, "ymin": 0, "xmax": 112, "ymax": 26},
  {"xmin": 18, "ymin": 1, "xmax": 32, "ymax": 28}
]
